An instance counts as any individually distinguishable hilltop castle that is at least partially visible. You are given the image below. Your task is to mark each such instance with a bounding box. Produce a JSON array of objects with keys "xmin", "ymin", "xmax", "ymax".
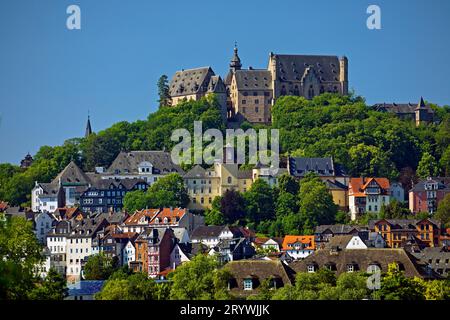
[{"xmin": 168, "ymin": 47, "xmax": 348, "ymax": 124}]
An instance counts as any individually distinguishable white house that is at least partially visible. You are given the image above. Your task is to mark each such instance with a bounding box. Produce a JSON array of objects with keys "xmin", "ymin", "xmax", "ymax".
[
  {"xmin": 123, "ymin": 240, "xmax": 136, "ymax": 267},
  {"xmin": 345, "ymin": 235, "xmax": 368, "ymax": 249},
  {"xmin": 46, "ymin": 220, "xmax": 70, "ymax": 276},
  {"xmin": 32, "ymin": 183, "xmax": 60, "ymax": 213},
  {"xmin": 282, "ymin": 236, "xmax": 315, "ymax": 260},
  {"xmin": 390, "ymin": 182, "xmax": 405, "ymax": 203},
  {"xmin": 35, "ymin": 212, "xmax": 55, "ymax": 244},
  {"xmin": 170, "ymin": 243, "xmax": 191, "ymax": 269},
  {"xmin": 66, "ymin": 230, "xmax": 95, "ymax": 283},
  {"xmin": 349, "ymin": 177, "xmax": 391, "ymax": 221}
]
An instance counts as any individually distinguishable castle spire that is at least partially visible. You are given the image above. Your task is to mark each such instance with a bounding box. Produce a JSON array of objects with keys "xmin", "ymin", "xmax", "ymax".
[
  {"xmin": 229, "ymin": 42, "xmax": 242, "ymax": 71},
  {"xmin": 85, "ymin": 112, "xmax": 92, "ymax": 138}
]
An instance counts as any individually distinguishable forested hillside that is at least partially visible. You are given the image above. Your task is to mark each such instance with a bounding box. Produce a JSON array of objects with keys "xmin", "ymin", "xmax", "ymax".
[{"xmin": 0, "ymin": 93, "xmax": 448, "ymax": 207}]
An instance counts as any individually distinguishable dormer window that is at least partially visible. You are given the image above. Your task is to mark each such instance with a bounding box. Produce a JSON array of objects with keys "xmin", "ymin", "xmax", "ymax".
[
  {"xmin": 347, "ymin": 264, "xmax": 354, "ymax": 273},
  {"xmin": 307, "ymin": 264, "xmax": 316, "ymax": 273},
  {"xmin": 163, "ymin": 217, "xmax": 169, "ymax": 224},
  {"xmin": 243, "ymin": 278, "xmax": 253, "ymax": 290}
]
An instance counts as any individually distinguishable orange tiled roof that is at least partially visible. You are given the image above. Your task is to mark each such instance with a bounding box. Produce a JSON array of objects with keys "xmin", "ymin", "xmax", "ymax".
[
  {"xmin": 150, "ymin": 208, "xmax": 186, "ymax": 225},
  {"xmin": 349, "ymin": 177, "xmax": 390, "ymax": 196},
  {"xmin": 124, "ymin": 209, "xmax": 160, "ymax": 225},
  {"xmin": 282, "ymin": 235, "xmax": 315, "ymax": 251}
]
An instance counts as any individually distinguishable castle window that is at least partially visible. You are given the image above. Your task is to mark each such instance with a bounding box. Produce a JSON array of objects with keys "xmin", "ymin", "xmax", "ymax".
[
  {"xmin": 243, "ymin": 92, "xmax": 248, "ymax": 96},
  {"xmin": 253, "ymin": 92, "xmax": 257, "ymax": 96},
  {"xmin": 227, "ymin": 177, "xmax": 232, "ymax": 184},
  {"xmin": 242, "ymin": 100, "xmax": 246, "ymax": 104},
  {"xmin": 255, "ymin": 107, "xmax": 259, "ymax": 113},
  {"xmin": 264, "ymin": 92, "xmax": 270, "ymax": 97},
  {"xmin": 255, "ymin": 99, "xmax": 259, "ymax": 104}
]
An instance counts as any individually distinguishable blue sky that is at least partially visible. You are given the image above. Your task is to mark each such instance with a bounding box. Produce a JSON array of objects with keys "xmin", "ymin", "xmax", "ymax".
[{"xmin": 1, "ymin": 0, "xmax": 449, "ymax": 164}]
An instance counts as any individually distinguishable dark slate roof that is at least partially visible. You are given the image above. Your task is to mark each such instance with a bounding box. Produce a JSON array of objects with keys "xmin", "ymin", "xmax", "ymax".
[
  {"xmin": 106, "ymin": 151, "xmax": 184, "ymax": 175},
  {"xmin": 289, "ymin": 248, "xmax": 426, "ymax": 278},
  {"xmin": 52, "ymin": 161, "xmax": 91, "ymax": 186},
  {"xmin": 368, "ymin": 219, "xmax": 440, "ymax": 231},
  {"xmin": 191, "ymin": 225, "xmax": 224, "ymax": 239},
  {"xmin": 288, "ymin": 156, "xmax": 346, "ymax": 177},
  {"xmin": 373, "ymin": 101, "xmax": 435, "ymax": 115},
  {"xmin": 272, "ymin": 54, "xmax": 343, "ymax": 83},
  {"xmin": 410, "ymin": 177, "xmax": 450, "ymax": 192},
  {"xmin": 169, "ymin": 67, "xmax": 214, "ymax": 97},
  {"xmin": 87, "ymin": 177, "xmax": 148, "ymax": 190},
  {"xmin": 237, "ymin": 169, "xmax": 252, "ymax": 179},
  {"xmin": 412, "ymin": 247, "xmax": 450, "ymax": 271},
  {"xmin": 233, "ymin": 69, "xmax": 272, "ymax": 91},
  {"xmin": 324, "ymin": 179, "xmax": 348, "ymax": 190},
  {"xmin": 314, "ymin": 224, "xmax": 361, "ymax": 235},
  {"xmin": 67, "ymin": 281, "xmax": 105, "ymax": 296},
  {"xmin": 208, "ymin": 75, "xmax": 226, "ymax": 93},
  {"xmin": 183, "ymin": 165, "xmax": 208, "ymax": 179},
  {"xmin": 38, "ymin": 182, "xmax": 60, "ymax": 196}
]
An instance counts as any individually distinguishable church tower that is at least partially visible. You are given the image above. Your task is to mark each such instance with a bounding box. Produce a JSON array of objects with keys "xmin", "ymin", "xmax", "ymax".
[{"xmin": 85, "ymin": 115, "xmax": 92, "ymax": 138}]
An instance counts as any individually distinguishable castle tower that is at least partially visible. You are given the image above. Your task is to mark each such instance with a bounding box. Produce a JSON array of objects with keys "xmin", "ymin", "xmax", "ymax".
[
  {"xmin": 339, "ymin": 56, "xmax": 348, "ymax": 95},
  {"xmin": 229, "ymin": 43, "xmax": 242, "ymax": 72},
  {"xmin": 415, "ymin": 97, "xmax": 429, "ymax": 126}
]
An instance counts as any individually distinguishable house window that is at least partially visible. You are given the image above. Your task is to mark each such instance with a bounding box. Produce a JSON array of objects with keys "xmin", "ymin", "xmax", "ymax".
[
  {"xmin": 243, "ymin": 279, "xmax": 253, "ymax": 290},
  {"xmin": 307, "ymin": 265, "xmax": 315, "ymax": 273},
  {"xmin": 347, "ymin": 264, "xmax": 354, "ymax": 273},
  {"xmin": 227, "ymin": 177, "xmax": 232, "ymax": 184}
]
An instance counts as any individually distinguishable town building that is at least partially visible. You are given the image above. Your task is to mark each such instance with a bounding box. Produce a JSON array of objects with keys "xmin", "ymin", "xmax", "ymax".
[
  {"xmin": 314, "ymin": 224, "xmax": 367, "ymax": 247},
  {"xmin": 46, "ymin": 220, "xmax": 71, "ymax": 276},
  {"xmin": 168, "ymin": 67, "xmax": 227, "ymax": 121},
  {"xmin": 409, "ymin": 177, "xmax": 450, "ymax": 214},
  {"xmin": 20, "ymin": 153, "xmax": 33, "ymax": 168},
  {"xmin": 348, "ymin": 177, "xmax": 391, "ymax": 221},
  {"xmin": 34, "ymin": 211, "xmax": 55, "ymax": 244},
  {"xmin": 369, "ymin": 218, "xmax": 441, "ymax": 248},
  {"xmin": 184, "ymin": 162, "xmax": 252, "ymax": 211},
  {"xmin": 281, "ymin": 235, "xmax": 316, "ymax": 260},
  {"xmin": 168, "ymin": 47, "xmax": 348, "ymax": 125},
  {"xmin": 208, "ymin": 237, "xmax": 255, "ymax": 264},
  {"xmin": 79, "ymin": 178, "xmax": 148, "ymax": 213},
  {"xmin": 226, "ymin": 260, "xmax": 293, "ymax": 298},
  {"xmin": 390, "ymin": 182, "xmax": 405, "ymax": 203},
  {"xmin": 289, "ymin": 247, "xmax": 426, "ymax": 278},
  {"xmin": 373, "ymin": 97, "xmax": 436, "ymax": 126}
]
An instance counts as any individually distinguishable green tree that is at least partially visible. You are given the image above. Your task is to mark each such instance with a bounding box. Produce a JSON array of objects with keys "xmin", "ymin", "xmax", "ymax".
[
  {"xmin": 123, "ymin": 190, "xmax": 148, "ymax": 213},
  {"xmin": 83, "ymin": 252, "xmax": 119, "ymax": 280},
  {"xmin": 416, "ymin": 152, "xmax": 439, "ymax": 179},
  {"xmin": 147, "ymin": 173, "xmax": 189, "ymax": 208},
  {"xmin": 28, "ymin": 268, "xmax": 68, "ymax": 300},
  {"xmin": 435, "ymin": 193, "xmax": 450, "ymax": 227},
  {"xmin": 376, "ymin": 263, "xmax": 425, "ymax": 300},
  {"xmin": 169, "ymin": 255, "xmax": 231, "ymax": 300},
  {"xmin": 379, "ymin": 200, "xmax": 411, "ymax": 219},
  {"xmin": 348, "ymin": 144, "xmax": 397, "ymax": 179},
  {"xmin": 275, "ymin": 192, "xmax": 299, "ymax": 217},
  {"xmin": 220, "ymin": 190, "xmax": 246, "ymax": 224},
  {"xmin": 157, "ymin": 74, "xmax": 170, "ymax": 108},
  {"xmin": 277, "ymin": 173, "xmax": 299, "ymax": 195},
  {"xmin": 95, "ymin": 272, "xmax": 160, "ymax": 300},
  {"xmin": 298, "ymin": 178, "xmax": 337, "ymax": 233},
  {"xmin": 440, "ymin": 145, "xmax": 450, "ymax": 176},
  {"xmin": 243, "ymin": 179, "xmax": 275, "ymax": 224},
  {"xmin": 424, "ymin": 279, "xmax": 450, "ymax": 300}
]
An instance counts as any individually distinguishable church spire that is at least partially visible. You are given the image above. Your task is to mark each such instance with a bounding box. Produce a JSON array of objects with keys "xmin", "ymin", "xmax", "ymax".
[
  {"xmin": 229, "ymin": 42, "xmax": 242, "ymax": 71},
  {"xmin": 85, "ymin": 112, "xmax": 92, "ymax": 138}
]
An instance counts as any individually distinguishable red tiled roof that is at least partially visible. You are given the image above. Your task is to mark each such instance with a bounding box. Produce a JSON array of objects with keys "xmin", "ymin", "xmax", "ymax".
[
  {"xmin": 349, "ymin": 177, "xmax": 390, "ymax": 196},
  {"xmin": 150, "ymin": 208, "xmax": 186, "ymax": 225},
  {"xmin": 124, "ymin": 209, "xmax": 160, "ymax": 225},
  {"xmin": 281, "ymin": 235, "xmax": 315, "ymax": 251}
]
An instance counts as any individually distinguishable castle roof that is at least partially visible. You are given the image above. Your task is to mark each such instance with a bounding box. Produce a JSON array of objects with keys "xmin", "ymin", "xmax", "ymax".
[
  {"xmin": 233, "ymin": 69, "xmax": 272, "ymax": 91},
  {"xmin": 169, "ymin": 67, "xmax": 214, "ymax": 97},
  {"xmin": 271, "ymin": 53, "xmax": 343, "ymax": 83}
]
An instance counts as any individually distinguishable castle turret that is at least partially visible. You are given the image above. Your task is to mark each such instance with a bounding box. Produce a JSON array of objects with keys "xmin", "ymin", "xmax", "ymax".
[{"xmin": 229, "ymin": 44, "xmax": 242, "ymax": 72}]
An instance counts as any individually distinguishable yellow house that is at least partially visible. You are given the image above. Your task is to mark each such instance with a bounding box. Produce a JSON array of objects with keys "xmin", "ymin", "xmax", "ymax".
[
  {"xmin": 184, "ymin": 162, "xmax": 253, "ymax": 211},
  {"xmin": 325, "ymin": 180, "xmax": 349, "ymax": 211}
]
